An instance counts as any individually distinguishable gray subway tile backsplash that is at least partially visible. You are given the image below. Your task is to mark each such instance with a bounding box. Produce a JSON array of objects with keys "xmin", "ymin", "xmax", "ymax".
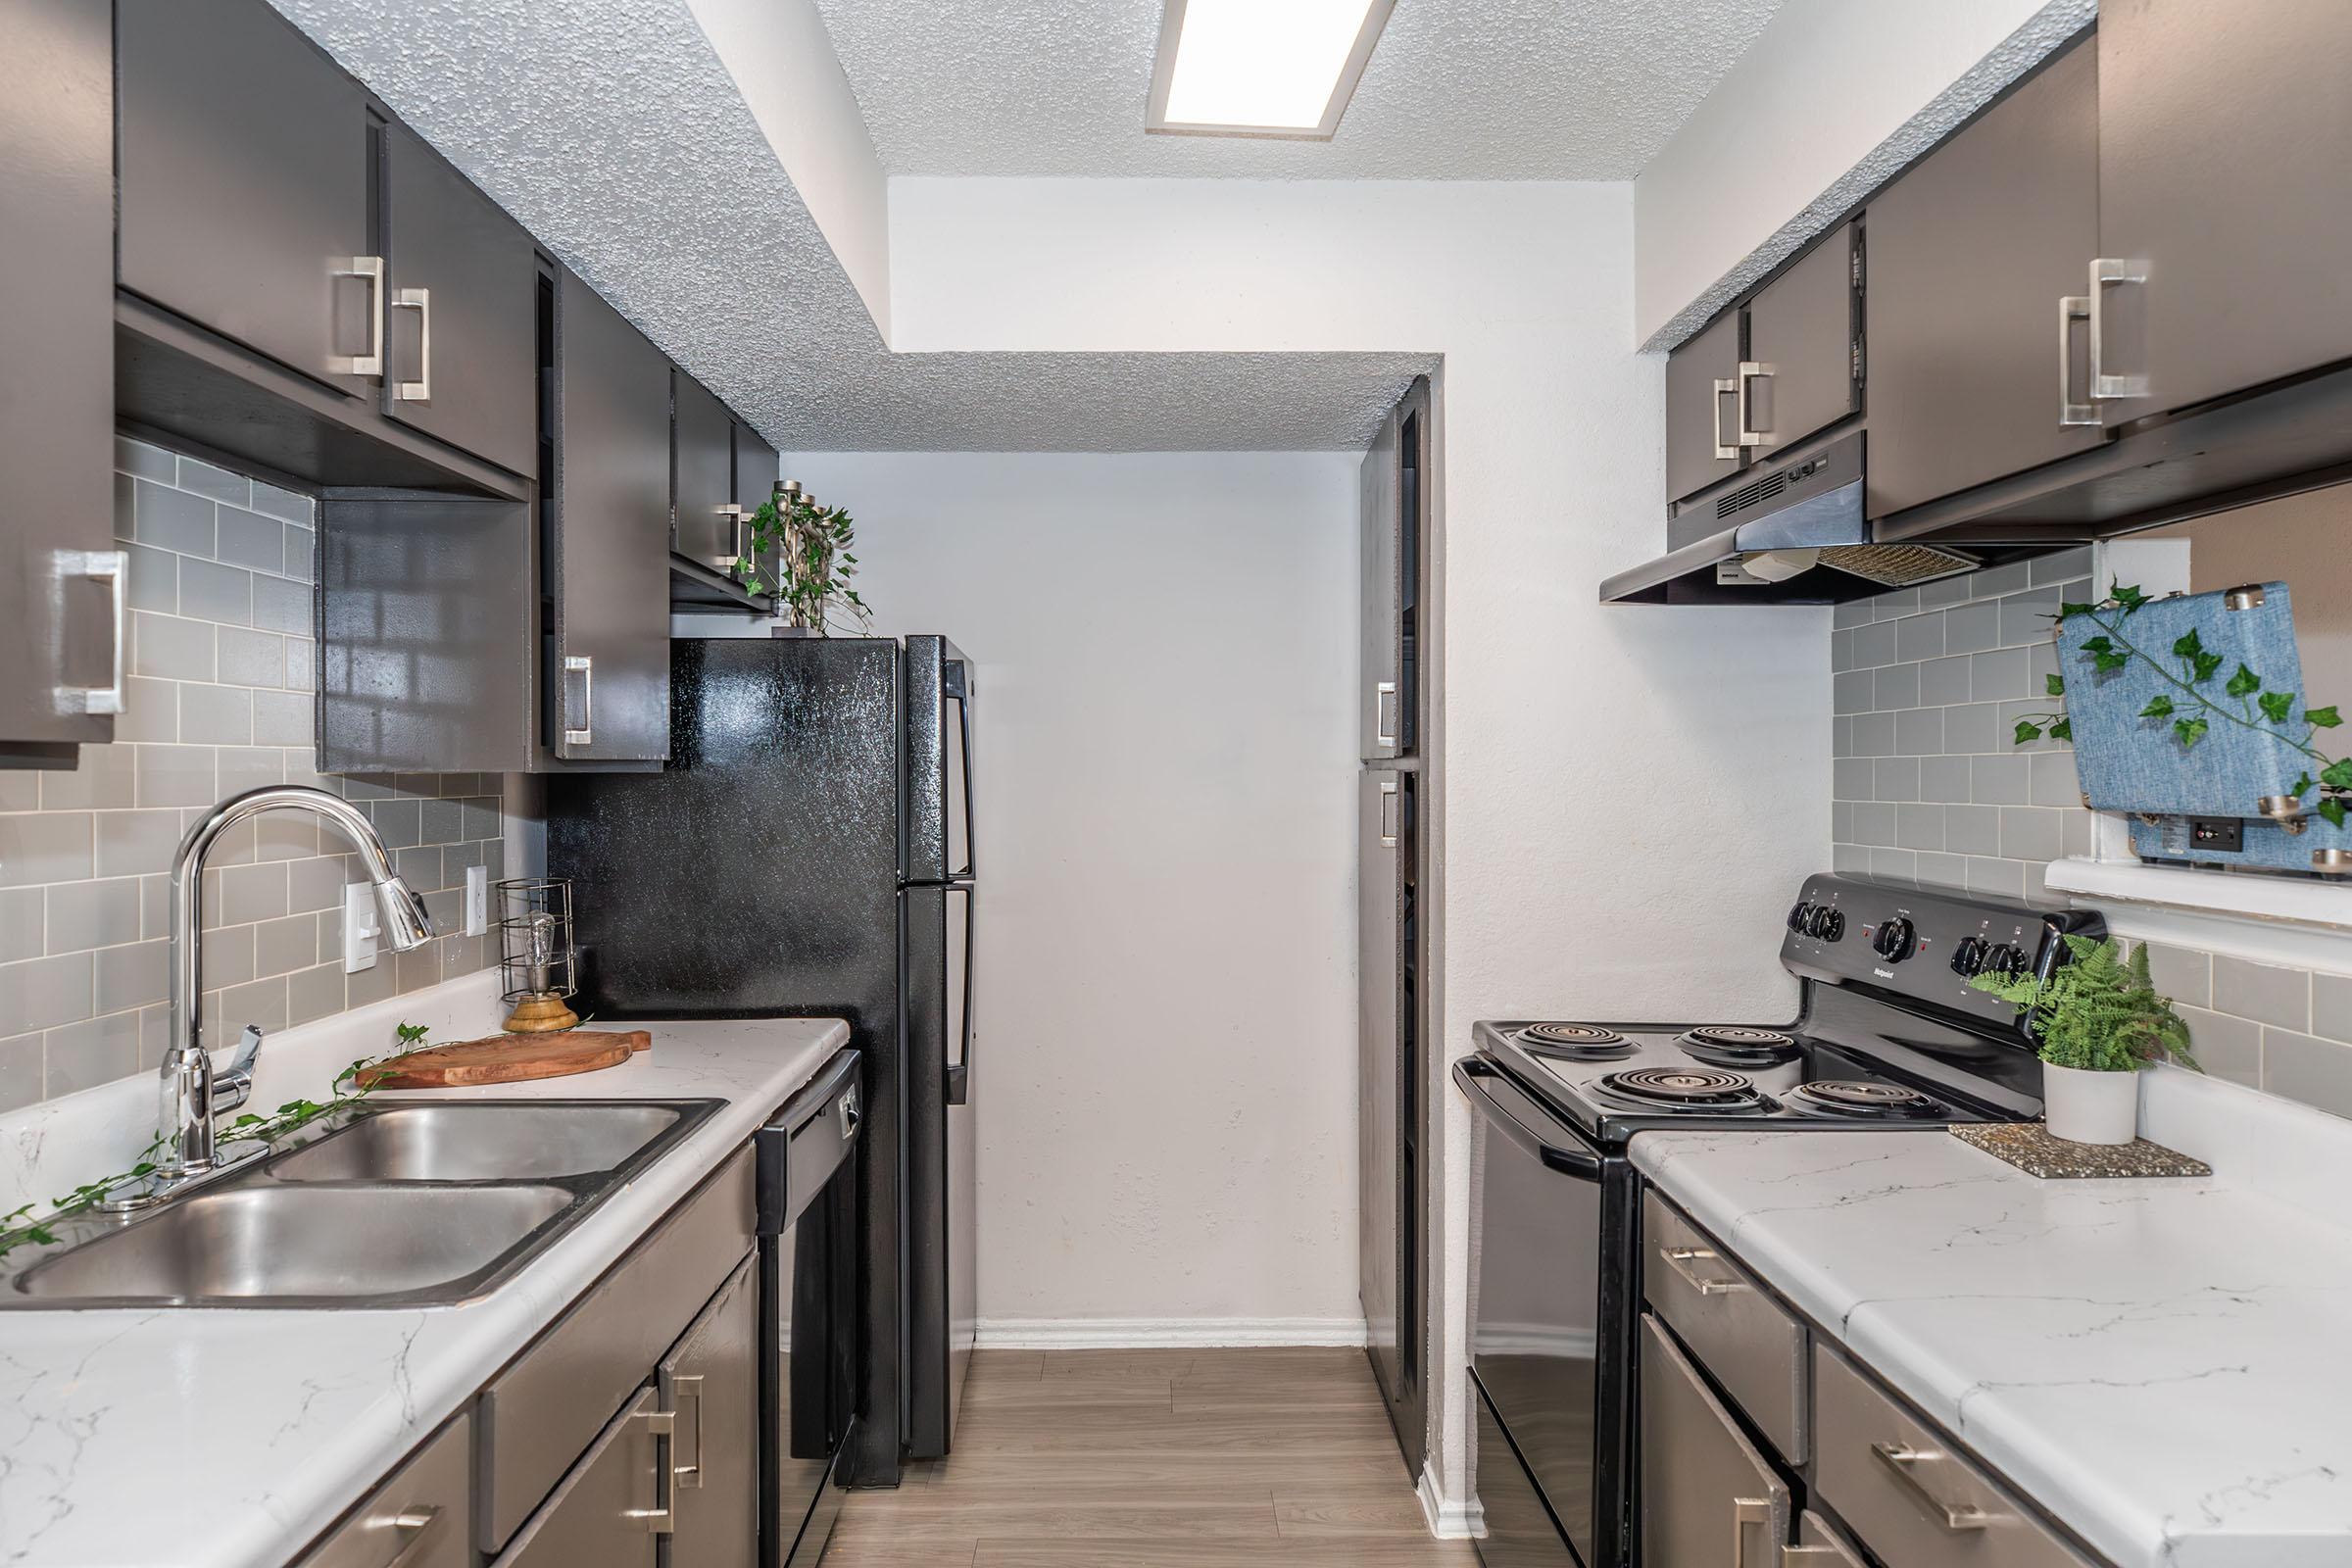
[{"xmin": 0, "ymin": 438, "xmax": 508, "ymax": 1112}]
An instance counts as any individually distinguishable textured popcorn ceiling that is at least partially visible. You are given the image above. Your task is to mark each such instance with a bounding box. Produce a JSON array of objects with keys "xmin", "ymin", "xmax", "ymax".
[
  {"xmin": 269, "ymin": 0, "xmax": 1428, "ymax": 450},
  {"xmin": 812, "ymin": 0, "xmax": 1787, "ymax": 179}
]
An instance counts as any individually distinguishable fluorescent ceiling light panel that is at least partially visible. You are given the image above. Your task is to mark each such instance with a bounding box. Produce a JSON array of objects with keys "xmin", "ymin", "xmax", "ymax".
[{"xmin": 1147, "ymin": 0, "xmax": 1396, "ymax": 140}]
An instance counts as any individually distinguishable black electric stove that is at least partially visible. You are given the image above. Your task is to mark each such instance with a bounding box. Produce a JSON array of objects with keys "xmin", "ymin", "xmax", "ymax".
[{"xmin": 1459, "ymin": 874, "xmax": 2101, "ymax": 1568}]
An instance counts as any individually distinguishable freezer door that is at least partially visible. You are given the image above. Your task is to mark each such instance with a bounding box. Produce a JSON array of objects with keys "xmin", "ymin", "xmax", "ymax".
[
  {"xmin": 902, "ymin": 881, "xmax": 976, "ymax": 1459},
  {"xmin": 904, "ymin": 634, "xmax": 975, "ymax": 885}
]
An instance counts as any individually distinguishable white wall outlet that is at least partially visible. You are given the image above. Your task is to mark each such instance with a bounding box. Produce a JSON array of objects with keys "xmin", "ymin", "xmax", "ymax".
[
  {"xmin": 465, "ymin": 863, "xmax": 489, "ymax": 937},
  {"xmin": 344, "ymin": 882, "xmax": 381, "ymax": 974}
]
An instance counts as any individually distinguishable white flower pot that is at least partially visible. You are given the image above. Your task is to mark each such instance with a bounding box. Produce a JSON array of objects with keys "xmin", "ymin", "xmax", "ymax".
[{"xmin": 2041, "ymin": 1062, "xmax": 2140, "ymax": 1145}]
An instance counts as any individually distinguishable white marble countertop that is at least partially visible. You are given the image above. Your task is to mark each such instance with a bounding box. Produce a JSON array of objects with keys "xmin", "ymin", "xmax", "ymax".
[
  {"xmin": 0, "ymin": 972, "xmax": 848, "ymax": 1568},
  {"xmin": 1632, "ymin": 1066, "xmax": 2352, "ymax": 1568}
]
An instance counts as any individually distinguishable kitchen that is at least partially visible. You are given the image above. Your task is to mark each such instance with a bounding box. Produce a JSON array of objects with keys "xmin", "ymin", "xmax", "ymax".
[{"xmin": 3, "ymin": 1, "xmax": 2351, "ymax": 1566}]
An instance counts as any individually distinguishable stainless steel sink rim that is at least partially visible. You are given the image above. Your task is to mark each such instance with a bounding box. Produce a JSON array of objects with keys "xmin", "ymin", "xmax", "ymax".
[{"xmin": 0, "ymin": 1098, "xmax": 723, "ymax": 1310}]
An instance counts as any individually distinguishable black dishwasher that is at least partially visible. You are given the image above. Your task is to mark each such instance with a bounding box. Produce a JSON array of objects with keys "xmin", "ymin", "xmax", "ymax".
[{"xmin": 759, "ymin": 1049, "xmax": 862, "ymax": 1567}]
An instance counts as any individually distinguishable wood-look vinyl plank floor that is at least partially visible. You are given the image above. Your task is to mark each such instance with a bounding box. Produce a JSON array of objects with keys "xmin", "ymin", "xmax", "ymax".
[{"xmin": 830, "ymin": 1348, "xmax": 1475, "ymax": 1567}]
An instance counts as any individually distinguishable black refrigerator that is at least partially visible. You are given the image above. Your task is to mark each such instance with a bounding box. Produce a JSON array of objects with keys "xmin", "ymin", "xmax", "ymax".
[{"xmin": 545, "ymin": 633, "xmax": 977, "ymax": 1488}]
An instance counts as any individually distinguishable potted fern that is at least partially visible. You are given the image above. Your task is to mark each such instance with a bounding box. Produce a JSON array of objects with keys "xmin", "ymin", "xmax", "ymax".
[{"xmin": 1969, "ymin": 935, "xmax": 2196, "ymax": 1144}]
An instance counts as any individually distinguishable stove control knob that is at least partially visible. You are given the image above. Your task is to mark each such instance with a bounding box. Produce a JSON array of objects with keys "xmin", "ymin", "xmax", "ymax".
[
  {"xmin": 1808, "ymin": 906, "xmax": 1844, "ymax": 942},
  {"xmin": 1984, "ymin": 942, "xmax": 2031, "ymax": 979},
  {"xmin": 1950, "ymin": 936, "xmax": 1990, "ymax": 977},
  {"xmin": 1788, "ymin": 902, "xmax": 1813, "ymax": 933},
  {"xmin": 1871, "ymin": 916, "xmax": 1917, "ymax": 962}
]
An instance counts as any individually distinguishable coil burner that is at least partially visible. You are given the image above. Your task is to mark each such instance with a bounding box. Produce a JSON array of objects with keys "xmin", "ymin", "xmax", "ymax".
[
  {"xmin": 1786, "ymin": 1079, "xmax": 1946, "ymax": 1120},
  {"xmin": 1677, "ymin": 1026, "xmax": 1801, "ymax": 1068},
  {"xmin": 1516, "ymin": 1023, "xmax": 1636, "ymax": 1060},
  {"xmin": 1595, "ymin": 1066, "xmax": 1769, "ymax": 1113}
]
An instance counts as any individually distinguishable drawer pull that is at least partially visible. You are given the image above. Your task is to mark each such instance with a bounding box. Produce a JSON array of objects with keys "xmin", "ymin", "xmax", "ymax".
[
  {"xmin": 1734, "ymin": 1496, "xmax": 1772, "ymax": 1567},
  {"xmin": 671, "ymin": 1373, "xmax": 706, "ymax": 1489},
  {"xmin": 1660, "ymin": 1244, "xmax": 1749, "ymax": 1298},
  {"xmin": 1870, "ymin": 1440, "xmax": 1997, "ymax": 1532},
  {"xmin": 628, "ymin": 1407, "xmax": 678, "ymax": 1534},
  {"xmin": 1781, "ymin": 1540, "xmax": 1865, "ymax": 1567},
  {"xmin": 380, "ymin": 1505, "xmax": 442, "ymax": 1568}
]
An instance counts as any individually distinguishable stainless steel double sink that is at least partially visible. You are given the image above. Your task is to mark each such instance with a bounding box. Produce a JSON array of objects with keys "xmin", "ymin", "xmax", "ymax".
[{"xmin": 2, "ymin": 1100, "xmax": 720, "ymax": 1309}]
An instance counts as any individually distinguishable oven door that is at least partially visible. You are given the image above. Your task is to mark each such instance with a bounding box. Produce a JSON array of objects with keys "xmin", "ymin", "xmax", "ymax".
[{"xmin": 1458, "ymin": 1055, "xmax": 1606, "ymax": 1568}]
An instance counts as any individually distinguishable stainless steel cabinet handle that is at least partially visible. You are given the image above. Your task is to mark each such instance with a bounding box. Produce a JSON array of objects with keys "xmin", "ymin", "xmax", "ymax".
[
  {"xmin": 1711, "ymin": 375, "xmax": 1740, "ymax": 460},
  {"xmin": 1374, "ymin": 680, "xmax": 1398, "ymax": 749},
  {"xmin": 1379, "ymin": 779, "xmax": 1399, "ymax": 848},
  {"xmin": 2058, "ymin": 295, "xmax": 2098, "ymax": 425},
  {"xmin": 390, "ymin": 286, "xmax": 431, "ymax": 402},
  {"xmin": 670, "ymin": 1373, "xmax": 706, "ymax": 1489},
  {"xmin": 2087, "ymin": 257, "xmax": 2150, "ymax": 401},
  {"xmin": 1733, "ymin": 1497, "xmax": 1773, "ymax": 1568},
  {"xmin": 1780, "ymin": 1532, "xmax": 1865, "ymax": 1567},
  {"xmin": 1659, "ymin": 1244, "xmax": 1749, "ymax": 1298},
  {"xmin": 332, "ymin": 256, "xmax": 385, "ymax": 377},
  {"xmin": 711, "ymin": 504, "xmax": 747, "ymax": 570},
  {"xmin": 628, "ymin": 1407, "xmax": 678, "ymax": 1534},
  {"xmin": 378, "ymin": 1504, "xmax": 442, "ymax": 1568},
  {"xmin": 57, "ymin": 550, "xmax": 127, "ymax": 715},
  {"xmin": 1735, "ymin": 361, "xmax": 1773, "ymax": 448},
  {"xmin": 1870, "ymin": 1440, "xmax": 1996, "ymax": 1531},
  {"xmin": 563, "ymin": 654, "xmax": 594, "ymax": 747}
]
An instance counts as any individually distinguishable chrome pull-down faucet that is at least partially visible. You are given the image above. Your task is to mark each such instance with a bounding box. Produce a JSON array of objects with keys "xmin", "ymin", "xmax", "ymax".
[{"xmin": 158, "ymin": 786, "xmax": 435, "ymax": 1180}]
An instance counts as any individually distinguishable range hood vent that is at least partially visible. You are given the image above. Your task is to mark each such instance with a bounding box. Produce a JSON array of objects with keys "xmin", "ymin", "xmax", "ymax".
[{"xmin": 1600, "ymin": 433, "xmax": 1977, "ymax": 605}]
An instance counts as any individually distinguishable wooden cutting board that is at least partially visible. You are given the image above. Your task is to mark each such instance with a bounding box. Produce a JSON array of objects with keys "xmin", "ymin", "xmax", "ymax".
[{"xmin": 357, "ymin": 1029, "xmax": 652, "ymax": 1090}]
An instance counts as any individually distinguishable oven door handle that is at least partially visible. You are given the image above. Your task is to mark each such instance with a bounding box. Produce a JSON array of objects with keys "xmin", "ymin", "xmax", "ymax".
[{"xmin": 1453, "ymin": 1056, "xmax": 1603, "ymax": 1178}]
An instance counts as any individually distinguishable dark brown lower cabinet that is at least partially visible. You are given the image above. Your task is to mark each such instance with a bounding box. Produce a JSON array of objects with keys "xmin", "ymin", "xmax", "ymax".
[
  {"xmin": 490, "ymin": 1388, "xmax": 668, "ymax": 1568},
  {"xmin": 662, "ymin": 1255, "xmax": 761, "ymax": 1568},
  {"xmin": 1638, "ymin": 1315, "xmax": 1791, "ymax": 1567},
  {"xmin": 0, "ymin": 0, "xmax": 119, "ymax": 761}
]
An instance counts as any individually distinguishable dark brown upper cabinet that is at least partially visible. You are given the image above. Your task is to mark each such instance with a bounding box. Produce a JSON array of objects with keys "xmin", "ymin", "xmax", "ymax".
[
  {"xmin": 118, "ymin": 0, "xmax": 374, "ymax": 397},
  {"xmin": 382, "ymin": 126, "xmax": 538, "ymax": 478},
  {"xmin": 673, "ymin": 370, "xmax": 738, "ymax": 571},
  {"xmin": 0, "ymin": 0, "xmax": 118, "ymax": 763},
  {"xmin": 2091, "ymin": 0, "xmax": 2352, "ymax": 427},
  {"xmin": 551, "ymin": 271, "xmax": 673, "ymax": 766},
  {"xmin": 1866, "ymin": 41, "xmax": 2104, "ymax": 517},
  {"xmin": 1664, "ymin": 312, "xmax": 1744, "ymax": 505},
  {"xmin": 1742, "ymin": 222, "xmax": 1862, "ymax": 462}
]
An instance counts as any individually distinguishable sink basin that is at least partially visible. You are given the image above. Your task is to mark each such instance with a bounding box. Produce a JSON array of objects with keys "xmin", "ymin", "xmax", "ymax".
[
  {"xmin": 266, "ymin": 1102, "xmax": 691, "ymax": 1183},
  {"xmin": 11, "ymin": 1183, "xmax": 574, "ymax": 1305}
]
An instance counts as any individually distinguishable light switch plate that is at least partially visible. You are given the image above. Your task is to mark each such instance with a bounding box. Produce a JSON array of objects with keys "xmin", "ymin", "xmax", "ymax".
[
  {"xmin": 465, "ymin": 864, "xmax": 489, "ymax": 936},
  {"xmin": 344, "ymin": 883, "xmax": 380, "ymax": 974}
]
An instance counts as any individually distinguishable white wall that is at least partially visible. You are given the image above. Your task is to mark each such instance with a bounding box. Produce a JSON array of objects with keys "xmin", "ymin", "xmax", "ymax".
[
  {"xmin": 783, "ymin": 451, "xmax": 1365, "ymax": 1334},
  {"xmin": 1633, "ymin": 0, "xmax": 2092, "ymax": 348},
  {"xmin": 887, "ymin": 176, "xmax": 1831, "ymax": 1515}
]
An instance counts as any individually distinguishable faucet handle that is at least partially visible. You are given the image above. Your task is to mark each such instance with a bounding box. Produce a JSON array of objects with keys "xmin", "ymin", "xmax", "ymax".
[
  {"xmin": 227, "ymin": 1023, "xmax": 266, "ymax": 1077},
  {"xmin": 211, "ymin": 1024, "xmax": 266, "ymax": 1118}
]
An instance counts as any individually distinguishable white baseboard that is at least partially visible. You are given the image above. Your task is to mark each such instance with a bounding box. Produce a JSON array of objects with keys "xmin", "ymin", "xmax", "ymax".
[
  {"xmin": 1419, "ymin": 1461, "xmax": 1483, "ymax": 1540},
  {"xmin": 973, "ymin": 1316, "xmax": 1369, "ymax": 1349}
]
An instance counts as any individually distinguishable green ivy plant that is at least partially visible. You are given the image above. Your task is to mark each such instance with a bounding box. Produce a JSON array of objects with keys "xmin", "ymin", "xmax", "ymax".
[
  {"xmin": 2010, "ymin": 581, "xmax": 2350, "ymax": 827},
  {"xmin": 733, "ymin": 487, "xmax": 871, "ymax": 635},
  {"xmin": 0, "ymin": 1021, "xmax": 431, "ymax": 1264},
  {"xmin": 1969, "ymin": 935, "xmax": 2196, "ymax": 1073}
]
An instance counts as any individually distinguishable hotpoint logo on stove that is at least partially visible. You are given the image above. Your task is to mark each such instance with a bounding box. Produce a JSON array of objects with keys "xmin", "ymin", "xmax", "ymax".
[{"xmin": 1873, "ymin": 967, "xmax": 1896, "ymax": 981}]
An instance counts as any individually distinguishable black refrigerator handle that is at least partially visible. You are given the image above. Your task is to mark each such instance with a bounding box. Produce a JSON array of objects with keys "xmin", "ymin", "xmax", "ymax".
[
  {"xmin": 946, "ymin": 658, "xmax": 974, "ymax": 882},
  {"xmin": 947, "ymin": 884, "xmax": 975, "ymax": 1105},
  {"xmin": 1453, "ymin": 1056, "xmax": 1603, "ymax": 1179}
]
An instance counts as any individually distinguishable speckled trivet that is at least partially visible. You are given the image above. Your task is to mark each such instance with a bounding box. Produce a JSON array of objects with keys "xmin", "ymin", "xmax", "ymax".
[{"xmin": 1950, "ymin": 1123, "xmax": 2211, "ymax": 1179}]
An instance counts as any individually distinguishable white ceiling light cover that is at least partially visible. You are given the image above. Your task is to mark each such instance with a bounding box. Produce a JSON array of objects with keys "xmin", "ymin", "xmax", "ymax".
[{"xmin": 1149, "ymin": 0, "xmax": 1396, "ymax": 139}]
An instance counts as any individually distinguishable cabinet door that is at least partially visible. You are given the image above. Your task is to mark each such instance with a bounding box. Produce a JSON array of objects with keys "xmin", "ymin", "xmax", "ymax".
[
  {"xmin": 673, "ymin": 374, "xmax": 736, "ymax": 570},
  {"xmin": 1639, "ymin": 1315, "xmax": 1790, "ymax": 1568},
  {"xmin": 662, "ymin": 1255, "xmax": 760, "ymax": 1568},
  {"xmin": 384, "ymin": 127, "xmax": 537, "ymax": 477},
  {"xmin": 1665, "ymin": 311, "xmax": 1743, "ymax": 504},
  {"xmin": 296, "ymin": 1413, "xmax": 470, "ymax": 1568},
  {"xmin": 491, "ymin": 1388, "xmax": 663, "ymax": 1568},
  {"xmin": 2096, "ymin": 0, "xmax": 2352, "ymax": 423},
  {"xmin": 554, "ymin": 274, "xmax": 671, "ymax": 764},
  {"xmin": 1744, "ymin": 222, "xmax": 1860, "ymax": 458},
  {"xmin": 119, "ymin": 0, "xmax": 374, "ymax": 393},
  {"xmin": 733, "ymin": 423, "xmax": 781, "ymax": 591},
  {"xmin": 1357, "ymin": 766, "xmax": 1401, "ymax": 1400},
  {"xmin": 1358, "ymin": 404, "xmax": 1400, "ymax": 760},
  {"xmin": 0, "ymin": 0, "xmax": 119, "ymax": 753},
  {"xmin": 1867, "ymin": 43, "xmax": 2104, "ymax": 517}
]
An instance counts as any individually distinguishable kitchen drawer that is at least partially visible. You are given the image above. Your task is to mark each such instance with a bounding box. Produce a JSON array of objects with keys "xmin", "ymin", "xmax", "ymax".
[
  {"xmin": 1814, "ymin": 1345, "xmax": 2094, "ymax": 1568},
  {"xmin": 1642, "ymin": 1190, "xmax": 1806, "ymax": 1463},
  {"xmin": 296, "ymin": 1412, "xmax": 469, "ymax": 1568},
  {"xmin": 478, "ymin": 1148, "xmax": 755, "ymax": 1551}
]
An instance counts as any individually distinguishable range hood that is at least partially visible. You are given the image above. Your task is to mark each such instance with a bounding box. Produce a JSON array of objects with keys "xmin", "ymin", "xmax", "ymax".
[{"xmin": 1601, "ymin": 433, "xmax": 1979, "ymax": 605}]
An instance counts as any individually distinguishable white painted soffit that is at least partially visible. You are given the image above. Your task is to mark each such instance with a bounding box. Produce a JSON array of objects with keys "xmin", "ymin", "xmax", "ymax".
[{"xmin": 269, "ymin": 0, "xmax": 1427, "ymax": 451}]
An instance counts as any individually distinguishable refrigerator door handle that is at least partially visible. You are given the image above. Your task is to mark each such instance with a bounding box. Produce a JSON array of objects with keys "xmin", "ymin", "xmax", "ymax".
[
  {"xmin": 946, "ymin": 659, "xmax": 975, "ymax": 881},
  {"xmin": 946, "ymin": 883, "xmax": 975, "ymax": 1105}
]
